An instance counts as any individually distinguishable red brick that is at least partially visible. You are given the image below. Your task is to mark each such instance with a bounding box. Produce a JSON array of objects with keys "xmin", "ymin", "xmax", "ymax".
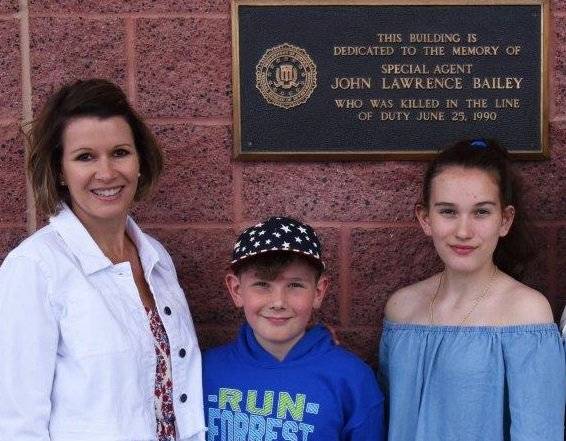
[
  {"xmin": 553, "ymin": 2, "xmax": 566, "ymax": 16},
  {"xmin": 242, "ymin": 162, "xmax": 425, "ymax": 222},
  {"xmin": 520, "ymin": 226, "xmax": 551, "ymax": 298},
  {"xmin": 0, "ymin": 0, "xmax": 17, "ymax": 13},
  {"xmin": 145, "ymin": 227, "xmax": 238, "ymax": 325},
  {"xmin": 556, "ymin": 227, "xmax": 566, "ymax": 321},
  {"xmin": 555, "ymin": 78, "xmax": 566, "ymax": 118},
  {"xmin": 196, "ymin": 324, "xmax": 240, "ymax": 352},
  {"xmin": 554, "ymin": 17, "xmax": 566, "ymax": 113},
  {"xmin": 518, "ymin": 121, "xmax": 566, "ymax": 221},
  {"xmin": 136, "ymin": 18, "xmax": 231, "ymax": 117},
  {"xmin": 29, "ymin": 0, "xmax": 228, "ymax": 14},
  {"xmin": 0, "ymin": 228, "xmax": 28, "ymax": 263},
  {"xmin": 338, "ymin": 326, "xmax": 380, "ymax": 368},
  {"xmin": 0, "ymin": 125, "xmax": 27, "ymax": 224},
  {"xmin": 554, "ymin": 17, "xmax": 566, "ymax": 73},
  {"xmin": 350, "ymin": 227, "xmax": 442, "ymax": 325},
  {"xmin": 133, "ymin": 124, "xmax": 233, "ymax": 223},
  {"xmin": 0, "ymin": 20, "xmax": 21, "ymax": 119},
  {"xmin": 30, "ymin": 17, "xmax": 126, "ymax": 110},
  {"xmin": 312, "ymin": 228, "xmax": 340, "ymax": 325}
]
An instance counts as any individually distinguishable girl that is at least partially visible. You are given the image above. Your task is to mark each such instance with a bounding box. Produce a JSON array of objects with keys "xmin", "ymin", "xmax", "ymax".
[{"xmin": 380, "ymin": 139, "xmax": 565, "ymax": 441}]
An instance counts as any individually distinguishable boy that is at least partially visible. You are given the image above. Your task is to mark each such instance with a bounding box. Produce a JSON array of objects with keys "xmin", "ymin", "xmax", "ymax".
[{"xmin": 203, "ymin": 216, "xmax": 385, "ymax": 441}]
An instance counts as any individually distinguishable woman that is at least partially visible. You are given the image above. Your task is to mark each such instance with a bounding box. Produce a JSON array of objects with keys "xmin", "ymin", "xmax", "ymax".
[
  {"xmin": 0, "ymin": 79, "xmax": 205, "ymax": 440},
  {"xmin": 380, "ymin": 139, "xmax": 565, "ymax": 440}
]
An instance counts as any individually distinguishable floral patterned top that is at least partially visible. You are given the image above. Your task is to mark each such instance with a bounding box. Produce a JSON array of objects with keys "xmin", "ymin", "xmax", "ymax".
[{"xmin": 146, "ymin": 306, "xmax": 176, "ymax": 441}]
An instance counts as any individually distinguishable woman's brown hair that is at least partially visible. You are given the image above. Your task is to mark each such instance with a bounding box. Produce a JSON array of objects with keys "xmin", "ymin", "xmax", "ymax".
[{"xmin": 27, "ymin": 78, "xmax": 163, "ymax": 215}]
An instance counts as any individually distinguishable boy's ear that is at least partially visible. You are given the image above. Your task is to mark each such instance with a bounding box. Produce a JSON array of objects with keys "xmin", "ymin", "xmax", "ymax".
[
  {"xmin": 415, "ymin": 203, "xmax": 432, "ymax": 236},
  {"xmin": 225, "ymin": 272, "xmax": 244, "ymax": 308},
  {"xmin": 312, "ymin": 275, "xmax": 329, "ymax": 309}
]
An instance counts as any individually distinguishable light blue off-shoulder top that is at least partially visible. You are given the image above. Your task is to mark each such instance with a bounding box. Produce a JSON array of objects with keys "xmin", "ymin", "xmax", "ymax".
[{"xmin": 379, "ymin": 321, "xmax": 566, "ymax": 441}]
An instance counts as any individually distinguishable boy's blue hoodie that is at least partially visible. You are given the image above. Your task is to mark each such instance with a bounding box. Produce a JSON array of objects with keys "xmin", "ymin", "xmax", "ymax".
[{"xmin": 203, "ymin": 323, "xmax": 385, "ymax": 441}]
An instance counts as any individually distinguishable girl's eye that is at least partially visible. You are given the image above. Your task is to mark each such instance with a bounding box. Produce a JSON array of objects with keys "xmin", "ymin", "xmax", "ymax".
[
  {"xmin": 289, "ymin": 282, "xmax": 305, "ymax": 288},
  {"xmin": 439, "ymin": 208, "xmax": 456, "ymax": 216},
  {"xmin": 475, "ymin": 208, "xmax": 490, "ymax": 217},
  {"xmin": 252, "ymin": 281, "xmax": 269, "ymax": 288}
]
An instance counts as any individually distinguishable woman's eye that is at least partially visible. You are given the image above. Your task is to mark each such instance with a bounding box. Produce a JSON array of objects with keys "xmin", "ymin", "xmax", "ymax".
[
  {"xmin": 252, "ymin": 281, "xmax": 269, "ymax": 288},
  {"xmin": 75, "ymin": 153, "xmax": 92, "ymax": 161},
  {"xmin": 289, "ymin": 282, "xmax": 305, "ymax": 288},
  {"xmin": 113, "ymin": 148, "xmax": 130, "ymax": 157}
]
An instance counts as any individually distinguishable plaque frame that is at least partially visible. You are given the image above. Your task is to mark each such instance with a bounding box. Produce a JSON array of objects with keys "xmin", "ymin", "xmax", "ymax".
[{"xmin": 231, "ymin": 0, "xmax": 550, "ymax": 160}]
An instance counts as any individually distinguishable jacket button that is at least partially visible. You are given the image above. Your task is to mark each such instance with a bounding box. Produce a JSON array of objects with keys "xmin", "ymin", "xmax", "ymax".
[
  {"xmin": 164, "ymin": 306, "xmax": 172, "ymax": 315},
  {"xmin": 180, "ymin": 394, "xmax": 187, "ymax": 403},
  {"xmin": 179, "ymin": 348, "xmax": 186, "ymax": 358}
]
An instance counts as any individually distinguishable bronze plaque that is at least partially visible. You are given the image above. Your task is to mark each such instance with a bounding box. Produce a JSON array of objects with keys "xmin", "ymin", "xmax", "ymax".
[{"xmin": 231, "ymin": 0, "xmax": 549, "ymax": 160}]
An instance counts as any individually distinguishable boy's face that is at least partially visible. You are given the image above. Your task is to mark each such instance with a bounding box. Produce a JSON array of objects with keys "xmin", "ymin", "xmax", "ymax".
[{"xmin": 226, "ymin": 259, "xmax": 328, "ymax": 361}]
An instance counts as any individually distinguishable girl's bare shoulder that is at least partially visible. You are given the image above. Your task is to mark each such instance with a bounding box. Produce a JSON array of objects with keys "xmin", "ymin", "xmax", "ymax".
[
  {"xmin": 385, "ymin": 274, "xmax": 440, "ymax": 322},
  {"xmin": 493, "ymin": 274, "xmax": 554, "ymax": 325}
]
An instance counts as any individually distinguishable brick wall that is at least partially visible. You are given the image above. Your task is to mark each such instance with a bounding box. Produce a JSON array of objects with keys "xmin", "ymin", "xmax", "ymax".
[{"xmin": 0, "ymin": 0, "xmax": 564, "ymax": 364}]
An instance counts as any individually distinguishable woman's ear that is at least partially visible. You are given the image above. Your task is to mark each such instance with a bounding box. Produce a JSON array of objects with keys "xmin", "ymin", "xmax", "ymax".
[
  {"xmin": 499, "ymin": 205, "xmax": 515, "ymax": 237},
  {"xmin": 416, "ymin": 203, "xmax": 432, "ymax": 236},
  {"xmin": 225, "ymin": 273, "xmax": 244, "ymax": 308}
]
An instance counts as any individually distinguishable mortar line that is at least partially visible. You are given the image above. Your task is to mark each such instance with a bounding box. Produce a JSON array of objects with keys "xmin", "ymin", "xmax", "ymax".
[
  {"xmin": 338, "ymin": 226, "xmax": 352, "ymax": 326},
  {"xmin": 18, "ymin": 0, "xmax": 36, "ymax": 234},
  {"xmin": 28, "ymin": 12, "xmax": 229, "ymax": 19},
  {"xmin": 147, "ymin": 117, "xmax": 232, "ymax": 125},
  {"xmin": 232, "ymin": 162, "xmax": 244, "ymax": 225},
  {"xmin": 140, "ymin": 222, "xmax": 233, "ymax": 230},
  {"xmin": 125, "ymin": 17, "xmax": 137, "ymax": 106},
  {"xmin": 547, "ymin": 227, "xmax": 558, "ymax": 314}
]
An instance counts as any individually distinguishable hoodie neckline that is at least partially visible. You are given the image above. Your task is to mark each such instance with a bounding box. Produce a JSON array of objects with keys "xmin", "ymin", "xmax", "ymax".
[{"xmin": 236, "ymin": 323, "xmax": 333, "ymax": 367}]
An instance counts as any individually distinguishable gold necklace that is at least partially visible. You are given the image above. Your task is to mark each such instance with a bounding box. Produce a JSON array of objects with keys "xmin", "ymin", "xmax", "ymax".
[{"xmin": 429, "ymin": 266, "xmax": 498, "ymax": 326}]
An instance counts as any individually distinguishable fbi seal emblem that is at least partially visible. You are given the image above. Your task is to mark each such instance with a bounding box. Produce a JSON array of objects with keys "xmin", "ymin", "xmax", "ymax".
[{"xmin": 255, "ymin": 43, "xmax": 317, "ymax": 109}]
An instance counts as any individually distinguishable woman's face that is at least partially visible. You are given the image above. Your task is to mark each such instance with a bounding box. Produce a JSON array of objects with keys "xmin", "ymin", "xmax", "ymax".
[
  {"xmin": 61, "ymin": 116, "xmax": 140, "ymax": 229},
  {"xmin": 417, "ymin": 166, "xmax": 514, "ymax": 274}
]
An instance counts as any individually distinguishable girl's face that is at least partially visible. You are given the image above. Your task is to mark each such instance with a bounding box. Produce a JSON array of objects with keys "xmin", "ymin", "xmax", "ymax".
[{"xmin": 417, "ymin": 166, "xmax": 515, "ymax": 274}]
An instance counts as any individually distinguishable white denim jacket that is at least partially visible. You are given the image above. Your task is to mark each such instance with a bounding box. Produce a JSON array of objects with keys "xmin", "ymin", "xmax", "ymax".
[{"xmin": 0, "ymin": 205, "xmax": 205, "ymax": 441}]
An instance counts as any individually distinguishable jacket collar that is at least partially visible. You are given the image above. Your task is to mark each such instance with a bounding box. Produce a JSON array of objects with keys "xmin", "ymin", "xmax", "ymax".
[
  {"xmin": 49, "ymin": 203, "xmax": 160, "ymax": 276},
  {"xmin": 125, "ymin": 215, "xmax": 160, "ymax": 277}
]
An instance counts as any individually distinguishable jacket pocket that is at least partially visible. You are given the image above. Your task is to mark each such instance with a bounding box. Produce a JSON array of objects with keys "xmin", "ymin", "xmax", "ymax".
[{"xmin": 59, "ymin": 286, "xmax": 133, "ymax": 358}]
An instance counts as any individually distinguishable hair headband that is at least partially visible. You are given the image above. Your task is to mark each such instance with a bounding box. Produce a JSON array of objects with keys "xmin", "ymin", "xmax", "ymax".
[{"xmin": 470, "ymin": 138, "xmax": 488, "ymax": 149}]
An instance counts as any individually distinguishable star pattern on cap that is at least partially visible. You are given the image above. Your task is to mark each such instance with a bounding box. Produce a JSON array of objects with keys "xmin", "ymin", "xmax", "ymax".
[{"xmin": 231, "ymin": 216, "xmax": 324, "ymax": 270}]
